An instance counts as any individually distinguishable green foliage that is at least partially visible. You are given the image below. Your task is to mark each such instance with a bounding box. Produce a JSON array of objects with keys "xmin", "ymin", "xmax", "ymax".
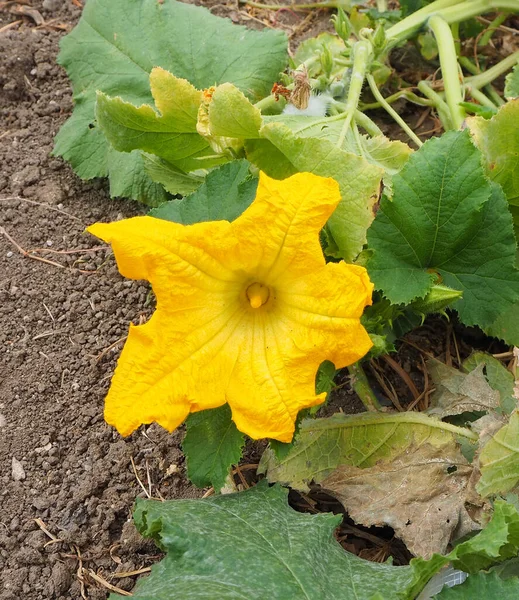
[
  {"xmin": 259, "ymin": 411, "xmax": 475, "ymax": 490},
  {"xmin": 463, "ymin": 352, "xmax": 517, "ymax": 415},
  {"xmin": 505, "ymin": 63, "xmax": 519, "ymax": 100},
  {"xmin": 246, "ymin": 121, "xmax": 383, "ymax": 261},
  {"xmin": 182, "ymin": 405, "xmax": 244, "ymax": 491},
  {"xmin": 467, "ymin": 100, "xmax": 519, "ymax": 206},
  {"xmin": 53, "ymin": 0, "xmax": 287, "ymax": 202},
  {"xmin": 109, "ymin": 483, "xmax": 418, "ymax": 600},
  {"xmin": 477, "ymin": 411, "xmax": 519, "ymax": 497},
  {"xmin": 433, "ymin": 572, "xmax": 519, "ymax": 599},
  {"xmin": 407, "ymin": 500, "xmax": 519, "ymax": 599},
  {"xmin": 367, "ymin": 130, "xmax": 519, "ymax": 333},
  {"xmin": 150, "ymin": 160, "xmax": 257, "ymax": 225}
]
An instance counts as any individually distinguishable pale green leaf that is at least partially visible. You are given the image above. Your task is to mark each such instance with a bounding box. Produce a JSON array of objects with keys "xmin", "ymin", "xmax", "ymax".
[
  {"xmin": 142, "ymin": 154, "xmax": 205, "ymax": 197},
  {"xmin": 150, "ymin": 160, "xmax": 257, "ymax": 225},
  {"xmin": 433, "ymin": 572, "xmax": 519, "ymax": 599},
  {"xmin": 246, "ymin": 121, "xmax": 383, "ymax": 261},
  {"xmin": 53, "ymin": 0, "xmax": 287, "ymax": 202},
  {"xmin": 96, "ymin": 70, "xmax": 227, "ymax": 174},
  {"xmin": 108, "ymin": 483, "xmax": 418, "ymax": 600},
  {"xmin": 367, "ymin": 130, "xmax": 519, "ymax": 328},
  {"xmin": 407, "ymin": 500, "xmax": 519, "ymax": 599},
  {"xmin": 463, "ymin": 352, "xmax": 517, "ymax": 415},
  {"xmin": 182, "ymin": 405, "xmax": 244, "ymax": 491},
  {"xmin": 259, "ymin": 411, "xmax": 476, "ymax": 491},
  {"xmin": 505, "ymin": 63, "xmax": 519, "ymax": 100},
  {"xmin": 467, "ymin": 100, "xmax": 519, "ymax": 206},
  {"xmin": 477, "ymin": 411, "xmax": 519, "ymax": 497},
  {"xmin": 208, "ymin": 83, "xmax": 263, "ymax": 139}
]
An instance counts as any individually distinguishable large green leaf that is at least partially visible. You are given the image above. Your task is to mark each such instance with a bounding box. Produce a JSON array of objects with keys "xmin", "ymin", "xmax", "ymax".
[
  {"xmin": 109, "ymin": 483, "xmax": 417, "ymax": 600},
  {"xmin": 246, "ymin": 121, "xmax": 383, "ymax": 261},
  {"xmin": 150, "ymin": 160, "xmax": 257, "ymax": 225},
  {"xmin": 433, "ymin": 571, "xmax": 519, "ymax": 598},
  {"xmin": 142, "ymin": 154, "xmax": 205, "ymax": 196},
  {"xmin": 367, "ymin": 130, "xmax": 519, "ymax": 329},
  {"xmin": 96, "ymin": 70, "xmax": 227, "ymax": 174},
  {"xmin": 259, "ymin": 411, "xmax": 477, "ymax": 490},
  {"xmin": 477, "ymin": 411, "xmax": 519, "ymax": 497},
  {"xmin": 182, "ymin": 405, "xmax": 244, "ymax": 491},
  {"xmin": 467, "ymin": 100, "xmax": 519, "ymax": 206},
  {"xmin": 53, "ymin": 0, "xmax": 287, "ymax": 202}
]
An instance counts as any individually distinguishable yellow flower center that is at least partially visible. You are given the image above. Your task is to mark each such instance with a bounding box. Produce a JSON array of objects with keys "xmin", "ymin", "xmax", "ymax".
[{"xmin": 246, "ymin": 282, "xmax": 270, "ymax": 309}]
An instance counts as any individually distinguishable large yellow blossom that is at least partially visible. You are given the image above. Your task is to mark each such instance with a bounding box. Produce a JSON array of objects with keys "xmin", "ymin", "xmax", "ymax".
[{"xmin": 87, "ymin": 172, "xmax": 373, "ymax": 442}]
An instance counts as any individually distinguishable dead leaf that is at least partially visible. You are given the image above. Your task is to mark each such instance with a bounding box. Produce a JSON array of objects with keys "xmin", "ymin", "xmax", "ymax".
[
  {"xmin": 427, "ymin": 359, "xmax": 499, "ymax": 418},
  {"xmin": 322, "ymin": 443, "xmax": 478, "ymax": 558},
  {"xmin": 9, "ymin": 4, "xmax": 45, "ymax": 25}
]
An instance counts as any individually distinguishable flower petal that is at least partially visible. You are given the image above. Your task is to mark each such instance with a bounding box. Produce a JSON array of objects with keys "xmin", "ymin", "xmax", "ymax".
[{"xmin": 228, "ymin": 172, "xmax": 341, "ymax": 284}]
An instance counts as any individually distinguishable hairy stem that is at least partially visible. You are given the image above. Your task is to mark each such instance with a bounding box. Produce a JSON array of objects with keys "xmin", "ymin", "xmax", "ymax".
[
  {"xmin": 347, "ymin": 362, "xmax": 382, "ymax": 412},
  {"xmin": 360, "ymin": 89, "xmax": 434, "ymax": 110},
  {"xmin": 418, "ymin": 81, "xmax": 454, "ymax": 129},
  {"xmin": 366, "ymin": 74, "xmax": 423, "ymax": 147},
  {"xmin": 478, "ymin": 11, "xmax": 509, "ymax": 46},
  {"xmin": 336, "ymin": 40, "xmax": 372, "ymax": 148},
  {"xmin": 428, "ymin": 15, "xmax": 466, "ymax": 129},
  {"xmin": 465, "ymin": 85, "xmax": 497, "ymax": 107}
]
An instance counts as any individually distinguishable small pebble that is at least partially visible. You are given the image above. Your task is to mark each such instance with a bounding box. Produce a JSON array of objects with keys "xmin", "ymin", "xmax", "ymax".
[
  {"xmin": 6, "ymin": 251, "xmax": 13, "ymax": 258},
  {"xmin": 12, "ymin": 457, "xmax": 26, "ymax": 481}
]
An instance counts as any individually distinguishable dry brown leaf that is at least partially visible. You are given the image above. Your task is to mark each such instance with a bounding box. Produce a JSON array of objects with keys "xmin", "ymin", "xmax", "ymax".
[
  {"xmin": 9, "ymin": 3, "xmax": 44, "ymax": 25},
  {"xmin": 321, "ymin": 443, "xmax": 478, "ymax": 558},
  {"xmin": 427, "ymin": 359, "xmax": 499, "ymax": 418}
]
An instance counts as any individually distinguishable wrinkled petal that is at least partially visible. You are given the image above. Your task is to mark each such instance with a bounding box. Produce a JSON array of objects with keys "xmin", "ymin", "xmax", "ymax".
[{"xmin": 88, "ymin": 171, "xmax": 374, "ymax": 442}]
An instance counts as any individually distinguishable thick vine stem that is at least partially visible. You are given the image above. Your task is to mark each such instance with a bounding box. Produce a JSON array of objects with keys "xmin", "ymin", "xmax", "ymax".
[
  {"xmin": 347, "ymin": 362, "xmax": 382, "ymax": 412},
  {"xmin": 366, "ymin": 74, "xmax": 423, "ymax": 147},
  {"xmin": 418, "ymin": 81, "xmax": 454, "ymax": 129},
  {"xmin": 465, "ymin": 51, "xmax": 519, "ymax": 89},
  {"xmin": 428, "ymin": 15, "xmax": 466, "ymax": 129},
  {"xmin": 386, "ymin": 0, "xmax": 519, "ymax": 47},
  {"xmin": 336, "ymin": 40, "xmax": 372, "ymax": 148}
]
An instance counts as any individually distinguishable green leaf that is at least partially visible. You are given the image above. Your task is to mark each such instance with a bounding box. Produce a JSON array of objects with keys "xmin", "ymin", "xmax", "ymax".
[
  {"xmin": 54, "ymin": 0, "xmax": 287, "ymax": 201},
  {"xmin": 107, "ymin": 149, "xmax": 169, "ymax": 207},
  {"xmin": 315, "ymin": 360, "xmax": 336, "ymax": 397},
  {"xmin": 208, "ymin": 83, "xmax": 263, "ymax": 139},
  {"xmin": 246, "ymin": 121, "xmax": 383, "ymax": 261},
  {"xmin": 182, "ymin": 405, "xmax": 244, "ymax": 491},
  {"xmin": 96, "ymin": 70, "xmax": 227, "ymax": 174},
  {"xmin": 467, "ymin": 100, "xmax": 519, "ymax": 206},
  {"xmin": 150, "ymin": 160, "xmax": 257, "ymax": 225},
  {"xmin": 505, "ymin": 63, "xmax": 519, "ymax": 100},
  {"xmin": 407, "ymin": 500, "xmax": 519, "ymax": 599},
  {"xmin": 142, "ymin": 154, "xmax": 205, "ymax": 197},
  {"xmin": 367, "ymin": 130, "xmax": 519, "ymax": 328},
  {"xmin": 433, "ymin": 572, "xmax": 519, "ymax": 599},
  {"xmin": 477, "ymin": 411, "xmax": 519, "ymax": 497},
  {"xmin": 463, "ymin": 352, "xmax": 517, "ymax": 415},
  {"xmin": 259, "ymin": 411, "xmax": 476, "ymax": 491},
  {"xmin": 109, "ymin": 482, "xmax": 418, "ymax": 600}
]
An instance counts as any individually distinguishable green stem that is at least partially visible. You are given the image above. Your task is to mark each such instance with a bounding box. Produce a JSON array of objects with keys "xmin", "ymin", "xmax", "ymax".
[
  {"xmin": 465, "ymin": 51, "xmax": 519, "ymax": 89},
  {"xmin": 418, "ymin": 80, "xmax": 454, "ymax": 129},
  {"xmin": 239, "ymin": 0, "xmax": 341, "ymax": 9},
  {"xmin": 465, "ymin": 85, "xmax": 497, "ymax": 107},
  {"xmin": 360, "ymin": 89, "xmax": 434, "ymax": 110},
  {"xmin": 254, "ymin": 94, "xmax": 286, "ymax": 115},
  {"xmin": 451, "ymin": 21, "xmax": 460, "ymax": 55},
  {"xmin": 366, "ymin": 74, "xmax": 423, "ymax": 147},
  {"xmin": 459, "ymin": 56, "xmax": 505, "ymax": 106},
  {"xmin": 387, "ymin": 0, "xmax": 519, "ymax": 47},
  {"xmin": 348, "ymin": 362, "xmax": 382, "ymax": 411},
  {"xmin": 428, "ymin": 15, "xmax": 466, "ymax": 129},
  {"xmin": 354, "ymin": 109, "xmax": 384, "ymax": 136},
  {"xmin": 478, "ymin": 11, "xmax": 509, "ymax": 46},
  {"xmin": 336, "ymin": 40, "xmax": 372, "ymax": 148}
]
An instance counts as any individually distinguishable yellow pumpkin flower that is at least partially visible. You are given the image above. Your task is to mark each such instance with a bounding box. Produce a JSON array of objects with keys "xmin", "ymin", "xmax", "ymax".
[{"xmin": 87, "ymin": 172, "xmax": 373, "ymax": 442}]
